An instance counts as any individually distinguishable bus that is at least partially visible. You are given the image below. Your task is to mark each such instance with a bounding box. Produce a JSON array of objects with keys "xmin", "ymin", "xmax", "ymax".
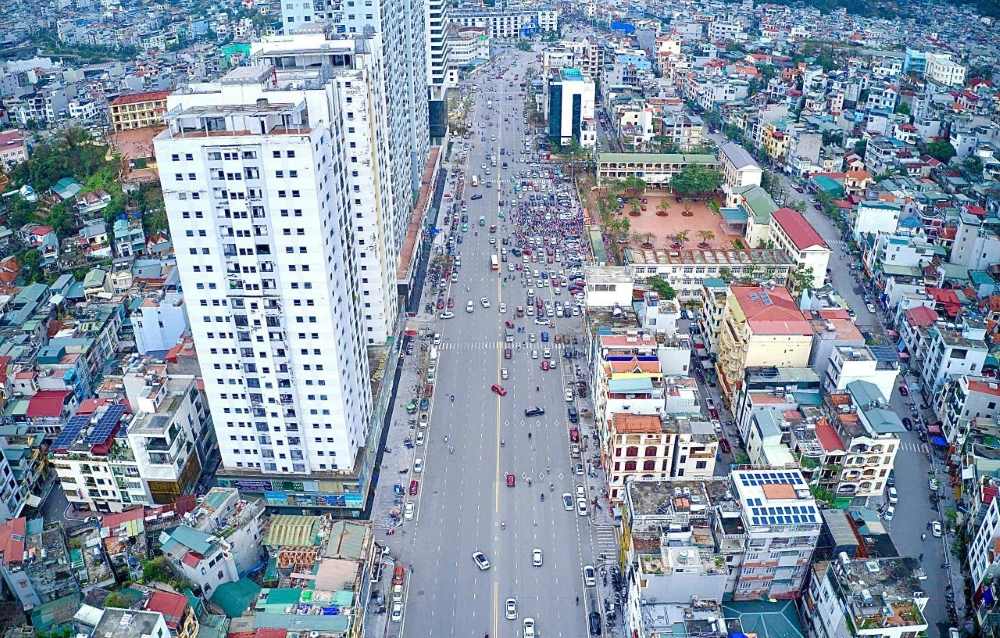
[{"xmin": 490, "ymin": 255, "xmax": 499, "ymax": 272}]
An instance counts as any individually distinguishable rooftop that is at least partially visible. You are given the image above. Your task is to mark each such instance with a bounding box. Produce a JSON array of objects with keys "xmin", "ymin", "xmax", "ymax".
[
  {"xmin": 93, "ymin": 609, "xmax": 163, "ymax": 638},
  {"xmin": 828, "ymin": 556, "xmax": 928, "ymax": 631},
  {"xmin": 625, "ymin": 477, "xmax": 736, "ymax": 520},
  {"xmin": 598, "ymin": 152, "xmax": 718, "ymax": 165},
  {"xmin": 772, "ymin": 208, "xmax": 828, "ymax": 250},
  {"xmin": 732, "ymin": 286, "xmax": 812, "ymax": 335}
]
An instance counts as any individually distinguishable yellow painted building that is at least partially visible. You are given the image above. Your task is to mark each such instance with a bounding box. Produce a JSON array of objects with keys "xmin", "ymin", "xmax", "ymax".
[
  {"xmin": 761, "ymin": 122, "xmax": 790, "ymax": 161},
  {"xmin": 715, "ymin": 285, "xmax": 813, "ymax": 406},
  {"xmin": 109, "ymin": 90, "xmax": 171, "ymax": 132}
]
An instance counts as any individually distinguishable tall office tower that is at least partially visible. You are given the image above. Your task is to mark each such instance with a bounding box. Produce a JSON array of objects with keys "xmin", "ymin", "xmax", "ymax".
[
  {"xmin": 425, "ymin": 0, "xmax": 451, "ymax": 143},
  {"xmin": 281, "ymin": 0, "xmax": 430, "ymax": 200},
  {"xmin": 153, "ymin": 36, "xmax": 386, "ymax": 488}
]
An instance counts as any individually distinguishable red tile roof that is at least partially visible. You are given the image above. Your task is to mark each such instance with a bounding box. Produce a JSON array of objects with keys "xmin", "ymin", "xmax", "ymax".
[
  {"xmin": 815, "ymin": 418, "xmax": 844, "ymax": 452},
  {"xmin": 182, "ymin": 551, "xmax": 202, "ymax": 567},
  {"xmin": 968, "ymin": 379, "xmax": 1000, "ymax": 397},
  {"xmin": 111, "ymin": 90, "xmax": 171, "ymax": 106},
  {"xmin": 100, "ymin": 507, "xmax": 145, "ymax": 530},
  {"xmin": 0, "ymin": 517, "xmax": 25, "ymax": 567},
  {"xmin": 26, "ymin": 389, "xmax": 70, "ymax": 418},
  {"xmin": 732, "ymin": 286, "xmax": 812, "ymax": 335},
  {"xmin": 611, "ymin": 413, "xmax": 662, "ymax": 434},
  {"xmin": 146, "ymin": 590, "xmax": 188, "ymax": 629},
  {"xmin": 772, "ymin": 208, "xmax": 827, "ymax": 250},
  {"xmin": 905, "ymin": 305, "xmax": 939, "ymax": 328}
]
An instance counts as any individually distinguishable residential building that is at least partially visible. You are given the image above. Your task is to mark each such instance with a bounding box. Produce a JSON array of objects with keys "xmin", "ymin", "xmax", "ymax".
[
  {"xmin": 425, "ymin": 0, "xmax": 451, "ymax": 142},
  {"xmin": 852, "ymin": 200, "xmax": 903, "ymax": 243},
  {"xmin": 728, "ymin": 468, "xmax": 820, "ymax": 600},
  {"xmin": 144, "ymin": 590, "xmax": 200, "ymax": 638},
  {"xmin": 921, "ymin": 320, "xmax": 989, "ymax": 392},
  {"xmin": 90, "ymin": 609, "xmax": 172, "ymax": 638},
  {"xmin": 122, "ymin": 365, "xmax": 213, "ymax": 504},
  {"xmin": 698, "ymin": 278, "xmax": 731, "ymax": 358},
  {"xmin": 592, "ymin": 333, "xmax": 665, "ymax": 448},
  {"xmin": 546, "ymin": 67, "xmax": 596, "ymax": 149},
  {"xmin": 449, "ymin": 27, "xmax": 489, "ymax": 69},
  {"xmin": 154, "ymin": 54, "xmax": 374, "ymax": 499},
  {"xmin": 715, "ymin": 286, "xmax": 813, "ymax": 407},
  {"xmin": 769, "ymin": 208, "xmax": 830, "ymax": 288},
  {"xmin": 605, "ymin": 413, "xmax": 717, "ymax": 502},
  {"xmin": 823, "ymin": 345, "xmax": 900, "ymax": 402},
  {"xmin": 159, "ymin": 524, "xmax": 239, "ymax": 596},
  {"xmin": 113, "ymin": 216, "xmax": 146, "ymax": 257},
  {"xmin": 936, "ymin": 375, "xmax": 1000, "ymax": 444},
  {"xmin": 51, "ymin": 402, "xmax": 150, "ymax": 512},
  {"xmin": 109, "ymin": 90, "xmax": 171, "ymax": 132},
  {"xmin": 925, "ymin": 52, "xmax": 966, "ymax": 87},
  {"xmin": 0, "ymin": 518, "xmax": 92, "ymax": 610},
  {"xmin": 449, "ymin": 7, "xmax": 559, "ymax": 39},
  {"xmin": 181, "ymin": 486, "xmax": 265, "ymax": 574},
  {"xmin": 131, "ymin": 290, "xmax": 188, "ymax": 355},
  {"xmin": 806, "ymin": 556, "xmax": 929, "ymax": 638},
  {"xmin": 718, "ymin": 142, "xmax": 762, "ymax": 208},
  {"xmin": 0, "ymin": 129, "xmax": 28, "ymax": 170},
  {"xmin": 733, "ymin": 367, "xmax": 823, "ymax": 446}
]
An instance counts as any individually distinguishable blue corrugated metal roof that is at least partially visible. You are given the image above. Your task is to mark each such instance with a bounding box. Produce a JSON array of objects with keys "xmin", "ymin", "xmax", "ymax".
[{"xmin": 608, "ymin": 377, "xmax": 653, "ymax": 393}]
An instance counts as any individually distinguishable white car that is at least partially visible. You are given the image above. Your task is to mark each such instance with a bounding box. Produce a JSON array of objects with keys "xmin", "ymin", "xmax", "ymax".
[
  {"xmin": 577, "ymin": 498, "xmax": 588, "ymax": 516},
  {"xmin": 562, "ymin": 493, "xmax": 573, "ymax": 510},
  {"xmin": 472, "ymin": 551, "xmax": 491, "ymax": 570},
  {"xmin": 404, "ymin": 502, "xmax": 414, "ymax": 520},
  {"xmin": 413, "ymin": 458, "xmax": 423, "ymax": 473},
  {"xmin": 481, "ymin": 297, "xmax": 491, "ymax": 308},
  {"xmin": 887, "ymin": 486, "xmax": 898, "ymax": 504},
  {"xmin": 531, "ymin": 349, "xmax": 538, "ymax": 359},
  {"xmin": 576, "ymin": 485, "xmax": 586, "ymax": 499},
  {"xmin": 866, "ymin": 302, "xmax": 877, "ymax": 313},
  {"xmin": 499, "ymin": 303, "xmax": 507, "ymax": 313},
  {"xmin": 505, "ymin": 598, "xmax": 517, "ymax": 620},
  {"xmin": 466, "ymin": 300, "xmax": 474, "ymax": 313},
  {"xmin": 564, "ymin": 390, "xmax": 574, "ymax": 402},
  {"xmin": 543, "ymin": 348, "xmax": 551, "ymax": 359},
  {"xmin": 532, "ymin": 548, "xmax": 543, "ymax": 566},
  {"xmin": 883, "ymin": 505, "xmax": 895, "ymax": 521},
  {"xmin": 415, "ymin": 431, "xmax": 425, "ymax": 446},
  {"xmin": 439, "ymin": 311, "xmax": 454, "ymax": 319},
  {"xmin": 583, "ymin": 564, "xmax": 596, "ymax": 587},
  {"xmin": 523, "ymin": 618, "xmax": 536, "ymax": 638},
  {"xmin": 932, "ymin": 520, "xmax": 943, "ymax": 537},
  {"xmin": 391, "ymin": 602, "xmax": 403, "ymax": 622}
]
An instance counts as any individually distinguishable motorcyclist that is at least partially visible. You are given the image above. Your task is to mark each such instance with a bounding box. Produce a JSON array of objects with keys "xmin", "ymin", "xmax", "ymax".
[
  {"xmin": 528, "ymin": 432, "xmax": 531, "ymax": 439},
  {"xmin": 576, "ymin": 596, "xmax": 580, "ymax": 606},
  {"xmin": 536, "ymin": 386, "xmax": 540, "ymax": 391},
  {"xmin": 540, "ymin": 493, "xmax": 544, "ymax": 501}
]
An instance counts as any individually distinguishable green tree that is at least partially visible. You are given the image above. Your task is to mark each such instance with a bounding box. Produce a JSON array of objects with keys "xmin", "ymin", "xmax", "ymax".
[
  {"xmin": 894, "ymin": 101, "xmax": 911, "ymax": 116},
  {"xmin": 621, "ymin": 176, "xmax": 647, "ymax": 196},
  {"xmin": 46, "ymin": 202, "xmax": 73, "ymax": 236},
  {"xmin": 104, "ymin": 592, "xmax": 130, "ymax": 608},
  {"xmin": 670, "ymin": 164, "xmax": 723, "ymax": 200},
  {"xmin": 141, "ymin": 556, "xmax": 174, "ymax": 584},
  {"xmin": 516, "ymin": 40, "xmax": 531, "ymax": 52},
  {"xmin": 964, "ymin": 156, "xmax": 984, "ymax": 178},
  {"xmin": 926, "ymin": 139, "xmax": 957, "ymax": 163},
  {"xmin": 853, "ymin": 139, "xmax": 868, "ymax": 157},
  {"xmin": 646, "ymin": 275, "xmax": 677, "ymax": 301},
  {"xmin": 673, "ymin": 230, "xmax": 690, "ymax": 245},
  {"xmin": 787, "ymin": 265, "xmax": 816, "ymax": 293},
  {"xmin": 697, "ymin": 229, "xmax": 716, "ymax": 245}
]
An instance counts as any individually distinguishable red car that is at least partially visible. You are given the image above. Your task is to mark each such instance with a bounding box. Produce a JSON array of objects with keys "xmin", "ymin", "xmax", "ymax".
[
  {"xmin": 569, "ymin": 427, "xmax": 579, "ymax": 443},
  {"xmin": 491, "ymin": 384, "xmax": 508, "ymax": 396},
  {"xmin": 436, "ymin": 298, "xmax": 444, "ymax": 310},
  {"xmin": 898, "ymin": 385, "xmax": 909, "ymax": 396},
  {"xmin": 409, "ymin": 479, "xmax": 419, "ymax": 495},
  {"xmin": 506, "ymin": 473, "xmax": 516, "ymax": 487},
  {"xmin": 447, "ymin": 297, "xmax": 454, "ymax": 308},
  {"xmin": 719, "ymin": 438, "xmax": 732, "ymax": 454},
  {"xmin": 541, "ymin": 360, "xmax": 551, "ymax": 371},
  {"xmin": 504, "ymin": 348, "xmax": 512, "ymax": 360}
]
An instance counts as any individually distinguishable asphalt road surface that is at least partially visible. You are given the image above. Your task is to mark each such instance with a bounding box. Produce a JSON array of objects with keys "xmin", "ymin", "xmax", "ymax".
[{"xmin": 390, "ymin": 47, "xmax": 606, "ymax": 638}]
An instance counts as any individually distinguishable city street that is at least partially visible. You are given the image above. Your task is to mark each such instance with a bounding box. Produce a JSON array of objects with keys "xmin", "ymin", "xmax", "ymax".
[{"xmin": 367, "ymin": 46, "xmax": 614, "ymax": 638}]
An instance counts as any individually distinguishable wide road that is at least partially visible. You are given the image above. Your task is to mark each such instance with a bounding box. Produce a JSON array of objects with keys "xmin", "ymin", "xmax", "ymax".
[{"xmin": 392, "ymin": 47, "xmax": 603, "ymax": 638}]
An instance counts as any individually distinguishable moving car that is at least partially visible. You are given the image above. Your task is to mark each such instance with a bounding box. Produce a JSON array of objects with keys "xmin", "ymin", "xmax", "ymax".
[
  {"xmin": 583, "ymin": 565, "xmax": 596, "ymax": 586},
  {"xmin": 506, "ymin": 473, "xmax": 516, "ymax": 487},
  {"xmin": 532, "ymin": 548, "xmax": 543, "ymax": 566},
  {"xmin": 466, "ymin": 300, "xmax": 474, "ymax": 313},
  {"xmin": 577, "ymin": 498, "xmax": 588, "ymax": 516},
  {"xmin": 505, "ymin": 598, "xmax": 517, "ymax": 620},
  {"xmin": 409, "ymin": 479, "xmax": 419, "ymax": 495},
  {"xmin": 504, "ymin": 347, "xmax": 512, "ymax": 360},
  {"xmin": 413, "ymin": 458, "xmax": 423, "ymax": 473},
  {"xmin": 404, "ymin": 502, "xmax": 414, "ymax": 520},
  {"xmin": 523, "ymin": 618, "xmax": 536, "ymax": 638},
  {"xmin": 499, "ymin": 303, "xmax": 506, "ymax": 313},
  {"xmin": 501, "ymin": 368, "xmax": 509, "ymax": 380},
  {"xmin": 472, "ymin": 551, "xmax": 491, "ymax": 570},
  {"xmin": 439, "ymin": 311, "xmax": 454, "ymax": 319},
  {"xmin": 562, "ymin": 493, "xmax": 574, "ymax": 510},
  {"xmin": 531, "ymin": 349, "xmax": 539, "ymax": 359},
  {"xmin": 525, "ymin": 407, "xmax": 545, "ymax": 417},
  {"xmin": 491, "ymin": 384, "xmax": 508, "ymax": 396},
  {"xmin": 564, "ymin": 389, "xmax": 574, "ymax": 402},
  {"xmin": 415, "ymin": 431, "xmax": 424, "ymax": 446},
  {"xmin": 481, "ymin": 297, "xmax": 491, "ymax": 308}
]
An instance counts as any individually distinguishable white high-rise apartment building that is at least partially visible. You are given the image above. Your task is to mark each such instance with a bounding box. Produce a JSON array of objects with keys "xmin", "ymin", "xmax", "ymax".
[
  {"xmin": 281, "ymin": 0, "xmax": 430, "ymax": 195},
  {"xmin": 154, "ymin": 50, "xmax": 373, "ymax": 481}
]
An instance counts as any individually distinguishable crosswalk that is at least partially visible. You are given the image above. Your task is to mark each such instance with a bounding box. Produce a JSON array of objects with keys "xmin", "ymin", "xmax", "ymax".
[
  {"xmin": 591, "ymin": 524, "xmax": 619, "ymax": 562},
  {"xmin": 900, "ymin": 440, "xmax": 930, "ymax": 454}
]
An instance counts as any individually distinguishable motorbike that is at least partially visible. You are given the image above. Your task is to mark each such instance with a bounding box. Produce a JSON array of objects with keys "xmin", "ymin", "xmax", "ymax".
[{"xmin": 540, "ymin": 493, "xmax": 544, "ymax": 502}]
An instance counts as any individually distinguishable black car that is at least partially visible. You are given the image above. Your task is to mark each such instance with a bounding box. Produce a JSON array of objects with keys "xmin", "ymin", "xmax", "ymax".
[
  {"xmin": 589, "ymin": 611, "xmax": 602, "ymax": 636},
  {"xmin": 525, "ymin": 407, "xmax": 545, "ymax": 417},
  {"xmin": 567, "ymin": 406, "xmax": 579, "ymax": 423},
  {"xmin": 902, "ymin": 417, "xmax": 912, "ymax": 430},
  {"xmin": 471, "ymin": 193, "xmax": 483, "ymax": 200}
]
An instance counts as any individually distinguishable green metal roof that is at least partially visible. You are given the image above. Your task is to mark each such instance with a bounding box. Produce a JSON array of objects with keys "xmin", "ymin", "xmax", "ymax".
[
  {"xmin": 210, "ymin": 578, "xmax": 261, "ymax": 618},
  {"xmin": 737, "ymin": 185, "xmax": 778, "ymax": 223}
]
